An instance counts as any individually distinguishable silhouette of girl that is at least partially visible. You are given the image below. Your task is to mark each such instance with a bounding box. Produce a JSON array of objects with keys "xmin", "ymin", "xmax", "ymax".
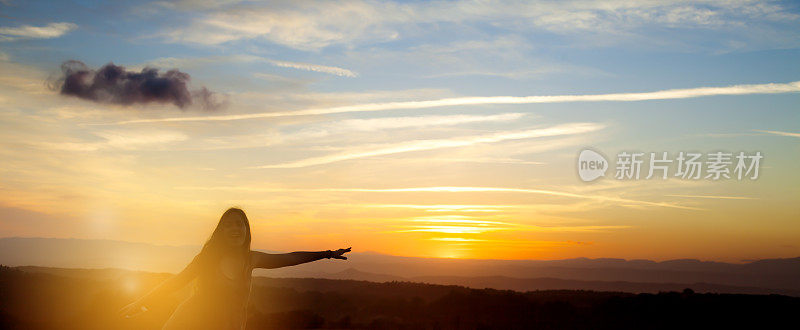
[{"xmin": 119, "ymin": 207, "xmax": 350, "ymax": 329}]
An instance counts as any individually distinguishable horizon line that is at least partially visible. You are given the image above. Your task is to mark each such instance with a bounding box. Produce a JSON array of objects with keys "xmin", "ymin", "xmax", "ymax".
[{"xmin": 1, "ymin": 236, "xmax": 795, "ymax": 264}]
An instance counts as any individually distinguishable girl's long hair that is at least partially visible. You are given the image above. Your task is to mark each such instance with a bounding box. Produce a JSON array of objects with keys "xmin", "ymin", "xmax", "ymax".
[{"xmin": 197, "ymin": 207, "xmax": 252, "ymax": 276}]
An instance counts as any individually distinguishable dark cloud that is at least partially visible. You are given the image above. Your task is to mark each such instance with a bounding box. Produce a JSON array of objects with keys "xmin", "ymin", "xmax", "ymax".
[{"xmin": 54, "ymin": 60, "xmax": 225, "ymax": 110}]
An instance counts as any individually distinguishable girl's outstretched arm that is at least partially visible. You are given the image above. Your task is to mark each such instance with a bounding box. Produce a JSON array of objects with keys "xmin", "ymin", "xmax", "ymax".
[
  {"xmin": 251, "ymin": 247, "xmax": 350, "ymax": 269},
  {"xmin": 119, "ymin": 254, "xmax": 202, "ymax": 318}
]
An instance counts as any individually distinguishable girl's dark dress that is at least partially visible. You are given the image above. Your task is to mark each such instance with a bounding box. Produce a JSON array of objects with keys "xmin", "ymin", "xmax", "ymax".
[{"xmin": 161, "ymin": 253, "xmax": 253, "ymax": 330}]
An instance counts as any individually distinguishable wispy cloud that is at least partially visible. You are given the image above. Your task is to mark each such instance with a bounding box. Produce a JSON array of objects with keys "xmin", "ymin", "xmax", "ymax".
[
  {"xmin": 174, "ymin": 185, "xmax": 698, "ymax": 210},
  {"xmin": 176, "ymin": 113, "xmax": 528, "ymax": 151},
  {"xmin": 161, "ymin": 1, "xmax": 406, "ymax": 50},
  {"xmin": 396, "ymin": 225, "xmax": 504, "ymax": 234},
  {"xmin": 368, "ymin": 204, "xmax": 520, "ymax": 212},
  {"xmin": 333, "ymin": 187, "xmax": 700, "ymax": 210},
  {"xmin": 427, "ymin": 237, "xmax": 594, "ymax": 247},
  {"xmin": 142, "ymin": 54, "xmax": 356, "ymax": 77},
  {"xmin": 265, "ymin": 58, "xmax": 357, "ymax": 77},
  {"xmin": 115, "ymin": 80, "xmax": 800, "ymax": 124},
  {"xmin": 252, "ymin": 122, "xmax": 602, "ymax": 168},
  {"xmin": 317, "ymin": 112, "xmax": 526, "ymax": 132},
  {"xmin": 162, "ymin": 1, "xmax": 799, "ymax": 50},
  {"xmin": 754, "ymin": 129, "xmax": 800, "ymax": 138},
  {"xmin": 667, "ymin": 194, "xmax": 758, "ymax": 200},
  {"xmin": 0, "ymin": 22, "xmax": 77, "ymax": 41},
  {"xmin": 433, "ymin": 157, "xmax": 545, "ymax": 165},
  {"xmin": 35, "ymin": 129, "xmax": 188, "ymax": 152},
  {"xmin": 392, "ymin": 215, "xmax": 629, "ymax": 234}
]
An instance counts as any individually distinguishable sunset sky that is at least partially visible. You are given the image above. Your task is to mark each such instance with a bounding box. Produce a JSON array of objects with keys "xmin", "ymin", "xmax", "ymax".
[{"xmin": 1, "ymin": 0, "xmax": 798, "ymax": 262}]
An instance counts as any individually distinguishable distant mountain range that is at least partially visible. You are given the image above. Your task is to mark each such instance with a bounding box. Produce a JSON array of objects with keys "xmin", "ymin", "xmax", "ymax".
[{"xmin": 2, "ymin": 237, "xmax": 799, "ymax": 296}]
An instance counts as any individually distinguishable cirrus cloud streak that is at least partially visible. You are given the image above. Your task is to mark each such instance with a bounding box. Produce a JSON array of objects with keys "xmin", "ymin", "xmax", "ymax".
[
  {"xmin": 252, "ymin": 122, "xmax": 602, "ymax": 168},
  {"xmin": 115, "ymin": 80, "xmax": 800, "ymax": 124},
  {"xmin": 174, "ymin": 185, "xmax": 698, "ymax": 211},
  {"xmin": 0, "ymin": 22, "xmax": 77, "ymax": 41}
]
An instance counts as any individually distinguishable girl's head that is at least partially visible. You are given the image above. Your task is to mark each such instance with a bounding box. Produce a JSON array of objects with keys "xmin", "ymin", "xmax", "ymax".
[
  {"xmin": 219, "ymin": 208, "xmax": 249, "ymax": 247},
  {"xmin": 201, "ymin": 207, "xmax": 251, "ymax": 260}
]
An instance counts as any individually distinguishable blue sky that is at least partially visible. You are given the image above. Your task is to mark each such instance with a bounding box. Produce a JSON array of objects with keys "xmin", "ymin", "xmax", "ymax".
[{"xmin": 0, "ymin": 0, "xmax": 799, "ymax": 261}]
